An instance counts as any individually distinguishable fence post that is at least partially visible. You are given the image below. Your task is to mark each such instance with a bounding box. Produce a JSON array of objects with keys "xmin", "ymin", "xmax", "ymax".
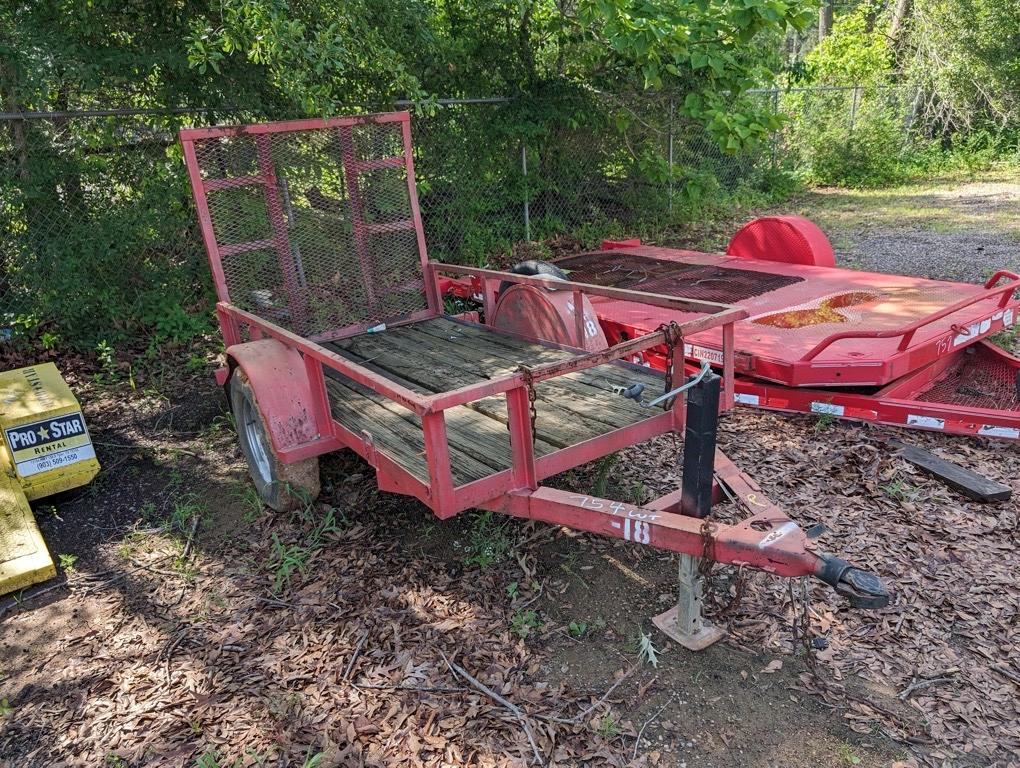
[
  {"xmin": 849, "ymin": 85, "xmax": 862, "ymax": 133},
  {"xmin": 668, "ymin": 97, "xmax": 675, "ymax": 215},
  {"xmin": 770, "ymin": 88, "xmax": 780, "ymax": 169},
  {"xmin": 521, "ymin": 142, "xmax": 531, "ymax": 242}
]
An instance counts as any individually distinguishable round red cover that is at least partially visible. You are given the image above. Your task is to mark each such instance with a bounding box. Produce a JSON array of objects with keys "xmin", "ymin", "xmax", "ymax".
[
  {"xmin": 491, "ymin": 285, "xmax": 608, "ymax": 352},
  {"xmin": 726, "ymin": 215, "xmax": 835, "ymax": 268}
]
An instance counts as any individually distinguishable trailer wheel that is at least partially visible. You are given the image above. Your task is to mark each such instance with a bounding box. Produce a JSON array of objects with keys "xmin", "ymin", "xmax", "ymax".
[
  {"xmin": 229, "ymin": 369, "xmax": 320, "ymax": 512},
  {"xmin": 500, "ymin": 259, "xmax": 568, "ymax": 294}
]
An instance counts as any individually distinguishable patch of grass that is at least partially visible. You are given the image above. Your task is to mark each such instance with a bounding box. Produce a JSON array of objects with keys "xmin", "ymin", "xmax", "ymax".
[
  {"xmin": 265, "ymin": 533, "xmax": 311, "ymax": 594},
  {"xmin": 58, "ymin": 553, "xmax": 78, "ymax": 571},
  {"xmin": 194, "ymin": 751, "xmax": 242, "ymax": 768},
  {"xmin": 300, "ymin": 752, "xmax": 325, "ymax": 768},
  {"xmin": 236, "ymin": 484, "xmax": 265, "ymax": 523},
  {"xmin": 510, "ymin": 609, "xmax": 542, "ymax": 638},
  {"xmin": 630, "ymin": 481, "xmax": 647, "ymax": 506},
  {"xmin": 591, "ymin": 454, "xmax": 617, "ymax": 498},
  {"xmin": 0, "ymin": 698, "xmax": 13, "ymax": 717},
  {"xmin": 814, "ymin": 412, "xmax": 836, "ymax": 432},
  {"xmin": 882, "ymin": 479, "xmax": 919, "ymax": 503},
  {"xmin": 167, "ymin": 497, "xmax": 207, "ymax": 535},
  {"xmin": 990, "ymin": 323, "xmax": 1019, "ymax": 355},
  {"xmin": 836, "ymin": 741, "xmax": 862, "ymax": 766},
  {"xmin": 596, "ymin": 712, "xmax": 620, "ymax": 739},
  {"xmin": 463, "ymin": 511, "xmax": 512, "ymax": 568}
]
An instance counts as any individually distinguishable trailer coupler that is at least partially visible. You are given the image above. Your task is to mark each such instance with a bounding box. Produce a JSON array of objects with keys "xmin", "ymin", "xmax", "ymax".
[{"xmin": 815, "ymin": 554, "xmax": 889, "ymax": 609}]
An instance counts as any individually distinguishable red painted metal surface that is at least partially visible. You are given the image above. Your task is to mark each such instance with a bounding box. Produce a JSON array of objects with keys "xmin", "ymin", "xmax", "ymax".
[
  {"xmin": 225, "ymin": 338, "xmax": 343, "ymax": 458},
  {"xmin": 491, "ymin": 284, "xmax": 609, "ymax": 352},
  {"xmin": 440, "ymin": 238, "xmax": 1019, "ymax": 440},
  {"xmin": 484, "ymin": 449, "xmax": 826, "ymax": 579},
  {"xmin": 727, "ymin": 215, "xmax": 836, "ymax": 268},
  {"xmin": 550, "ymin": 246, "xmax": 1019, "ymax": 387},
  {"xmin": 180, "ymin": 111, "xmax": 439, "ymax": 341}
]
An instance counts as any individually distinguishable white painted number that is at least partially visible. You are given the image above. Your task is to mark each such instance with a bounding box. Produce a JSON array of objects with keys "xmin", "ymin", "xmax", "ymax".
[{"xmin": 624, "ymin": 519, "xmax": 651, "ymax": 544}]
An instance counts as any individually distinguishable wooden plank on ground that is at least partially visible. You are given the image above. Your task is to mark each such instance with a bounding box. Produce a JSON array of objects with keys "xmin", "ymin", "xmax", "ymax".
[{"xmin": 892, "ymin": 440, "xmax": 1012, "ymax": 503}]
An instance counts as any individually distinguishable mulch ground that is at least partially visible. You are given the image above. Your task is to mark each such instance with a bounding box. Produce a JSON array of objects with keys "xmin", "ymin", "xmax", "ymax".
[
  {"xmin": 1, "ymin": 463, "xmax": 633, "ymax": 767},
  {"xmin": 2, "ymin": 377, "xmax": 1015, "ymax": 767},
  {"xmin": 609, "ymin": 412, "xmax": 1020, "ymax": 767}
]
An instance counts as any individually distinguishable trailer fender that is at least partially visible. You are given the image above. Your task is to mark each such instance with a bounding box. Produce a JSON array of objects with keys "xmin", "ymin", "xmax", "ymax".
[
  {"xmin": 727, "ymin": 215, "xmax": 836, "ymax": 268},
  {"xmin": 225, "ymin": 339, "xmax": 324, "ymax": 456}
]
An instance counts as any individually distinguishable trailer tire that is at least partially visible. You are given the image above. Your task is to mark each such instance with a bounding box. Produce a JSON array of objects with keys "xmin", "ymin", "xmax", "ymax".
[
  {"xmin": 500, "ymin": 260, "xmax": 567, "ymax": 294},
  {"xmin": 229, "ymin": 369, "xmax": 320, "ymax": 513}
]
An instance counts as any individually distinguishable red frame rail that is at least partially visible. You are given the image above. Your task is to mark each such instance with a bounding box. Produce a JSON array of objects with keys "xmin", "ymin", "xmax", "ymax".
[
  {"xmin": 799, "ymin": 270, "xmax": 1020, "ymax": 362},
  {"xmin": 214, "ymin": 255, "xmax": 748, "ymax": 520}
]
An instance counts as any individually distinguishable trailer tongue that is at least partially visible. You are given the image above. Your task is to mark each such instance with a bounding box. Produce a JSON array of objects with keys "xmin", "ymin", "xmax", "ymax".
[{"xmin": 180, "ymin": 112, "xmax": 888, "ymax": 652}]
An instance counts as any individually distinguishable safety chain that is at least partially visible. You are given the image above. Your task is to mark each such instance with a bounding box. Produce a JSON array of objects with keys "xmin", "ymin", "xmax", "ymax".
[
  {"xmin": 698, "ymin": 516, "xmax": 715, "ymax": 579},
  {"xmin": 656, "ymin": 321, "xmax": 683, "ymax": 410},
  {"xmin": 789, "ymin": 579, "xmax": 816, "ymax": 667},
  {"xmin": 799, "ymin": 579, "xmax": 815, "ymax": 666},
  {"xmin": 696, "ymin": 516, "xmax": 747, "ymax": 618},
  {"xmin": 517, "ymin": 365, "xmax": 538, "ymax": 445}
]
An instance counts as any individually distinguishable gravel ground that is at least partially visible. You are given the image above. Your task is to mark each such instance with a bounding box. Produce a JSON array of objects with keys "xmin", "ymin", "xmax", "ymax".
[
  {"xmin": 837, "ymin": 229, "xmax": 1020, "ymax": 282},
  {"xmin": 793, "ymin": 175, "xmax": 1020, "ymax": 283}
]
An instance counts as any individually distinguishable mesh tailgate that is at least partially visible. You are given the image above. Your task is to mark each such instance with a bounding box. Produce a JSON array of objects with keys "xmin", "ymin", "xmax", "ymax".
[{"xmin": 182, "ymin": 115, "xmax": 430, "ymax": 338}]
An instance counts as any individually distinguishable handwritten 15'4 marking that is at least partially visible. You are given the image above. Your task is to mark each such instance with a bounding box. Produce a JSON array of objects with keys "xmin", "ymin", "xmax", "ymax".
[{"xmin": 569, "ymin": 496, "xmax": 660, "ymax": 522}]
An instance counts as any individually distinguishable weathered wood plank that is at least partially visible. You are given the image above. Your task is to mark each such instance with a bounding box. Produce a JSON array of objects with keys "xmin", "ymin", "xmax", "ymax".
[
  {"xmin": 328, "ymin": 333, "xmax": 632, "ymax": 446},
  {"xmin": 326, "ymin": 368, "xmax": 558, "ymax": 471},
  {"xmin": 404, "ymin": 320, "xmax": 678, "ymax": 430},
  {"xmin": 374, "ymin": 323, "xmax": 666, "ymax": 432},
  {"xmin": 892, "ymin": 440, "xmax": 1012, "ymax": 503},
  {"xmin": 419, "ymin": 317, "xmax": 666, "ymax": 391},
  {"xmin": 325, "ymin": 377, "xmax": 498, "ymax": 486},
  {"xmin": 325, "ymin": 316, "xmax": 676, "ymax": 457}
]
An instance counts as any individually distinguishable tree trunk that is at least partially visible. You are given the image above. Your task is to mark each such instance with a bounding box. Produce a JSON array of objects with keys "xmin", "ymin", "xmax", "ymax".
[
  {"xmin": 818, "ymin": 0, "xmax": 833, "ymax": 40},
  {"xmin": 890, "ymin": 0, "xmax": 912, "ymax": 54}
]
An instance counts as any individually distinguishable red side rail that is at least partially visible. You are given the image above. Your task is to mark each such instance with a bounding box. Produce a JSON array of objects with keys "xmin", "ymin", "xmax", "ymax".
[
  {"xmin": 218, "ymin": 307, "xmax": 741, "ymax": 522},
  {"xmin": 800, "ymin": 271, "xmax": 1020, "ymax": 361}
]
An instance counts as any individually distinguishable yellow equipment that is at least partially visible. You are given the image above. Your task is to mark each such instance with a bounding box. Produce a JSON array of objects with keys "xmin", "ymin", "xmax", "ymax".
[{"xmin": 0, "ymin": 363, "xmax": 99, "ymax": 594}]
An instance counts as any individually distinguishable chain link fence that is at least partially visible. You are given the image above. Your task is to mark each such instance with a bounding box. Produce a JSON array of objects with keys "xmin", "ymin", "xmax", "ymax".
[{"xmin": 1, "ymin": 86, "xmax": 917, "ymax": 351}]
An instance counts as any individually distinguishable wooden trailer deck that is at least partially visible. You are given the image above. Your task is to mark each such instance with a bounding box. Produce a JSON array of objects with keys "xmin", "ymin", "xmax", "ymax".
[{"xmin": 321, "ymin": 317, "xmax": 667, "ymax": 485}]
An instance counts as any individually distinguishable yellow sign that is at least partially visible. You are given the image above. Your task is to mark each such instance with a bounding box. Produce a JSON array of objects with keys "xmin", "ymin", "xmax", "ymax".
[
  {"xmin": 5, "ymin": 412, "xmax": 95, "ymax": 477},
  {"xmin": 0, "ymin": 363, "xmax": 99, "ymax": 595},
  {"xmin": 0, "ymin": 362, "xmax": 100, "ymax": 499}
]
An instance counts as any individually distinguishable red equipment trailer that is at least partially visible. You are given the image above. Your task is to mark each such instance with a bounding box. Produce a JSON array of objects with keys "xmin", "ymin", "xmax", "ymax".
[
  {"xmin": 180, "ymin": 113, "xmax": 887, "ymax": 650},
  {"xmin": 443, "ymin": 222, "xmax": 1020, "ymax": 441}
]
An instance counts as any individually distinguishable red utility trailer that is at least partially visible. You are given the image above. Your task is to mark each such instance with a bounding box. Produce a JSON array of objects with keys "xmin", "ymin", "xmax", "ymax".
[
  {"xmin": 180, "ymin": 113, "xmax": 887, "ymax": 650},
  {"xmin": 443, "ymin": 220, "xmax": 1020, "ymax": 441}
]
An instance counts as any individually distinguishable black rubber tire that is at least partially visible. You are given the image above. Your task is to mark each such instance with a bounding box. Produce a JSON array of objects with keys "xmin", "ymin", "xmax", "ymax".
[
  {"xmin": 229, "ymin": 369, "xmax": 321, "ymax": 513},
  {"xmin": 500, "ymin": 259, "xmax": 568, "ymax": 294}
]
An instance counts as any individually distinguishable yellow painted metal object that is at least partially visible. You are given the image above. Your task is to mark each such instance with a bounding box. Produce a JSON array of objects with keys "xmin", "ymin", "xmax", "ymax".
[
  {"xmin": 0, "ymin": 474, "xmax": 56, "ymax": 592},
  {"xmin": 0, "ymin": 363, "xmax": 99, "ymax": 595}
]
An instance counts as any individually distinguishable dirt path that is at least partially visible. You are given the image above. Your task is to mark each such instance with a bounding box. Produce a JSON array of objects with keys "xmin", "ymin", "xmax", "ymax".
[{"xmin": 3, "ymin": 171, "xmax": 1018, "ymax": 768}]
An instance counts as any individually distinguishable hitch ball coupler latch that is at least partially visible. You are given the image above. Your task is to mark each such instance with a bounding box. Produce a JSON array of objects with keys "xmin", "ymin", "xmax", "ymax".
[
  {"xmin": 816, "ymin": 554, "xmax": 890, "ymax": 610},
  {"xmin": 613, "ymin": 361, "xmax": 713, "ymax": 409}
]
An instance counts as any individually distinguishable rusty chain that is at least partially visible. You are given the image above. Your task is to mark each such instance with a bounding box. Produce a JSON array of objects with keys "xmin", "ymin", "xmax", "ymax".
[
  {"xmin": 656, "ymin": 321, "xmax": 683, "ymax": 411},
  {"xmin": 517, "ymin": 364, "xmax": 539, "ymax": 445},
  {"xmin": 800, "ymin": 579, "xmax": 815, "ymax": 665}
]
